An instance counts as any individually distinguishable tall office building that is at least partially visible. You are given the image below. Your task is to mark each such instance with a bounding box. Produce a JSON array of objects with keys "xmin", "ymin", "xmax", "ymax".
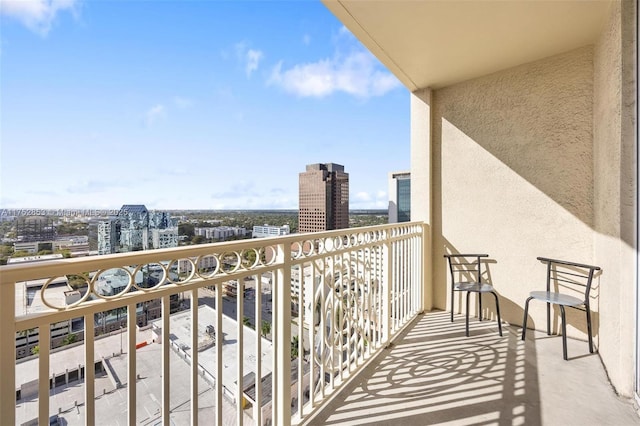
[
  {"xmin": 388, "ymin": 171, "xmax": 411, "ymax": 223},
  {"xmin": 299, "ymin": 163, "xmax": 349, "ymax": 232}
]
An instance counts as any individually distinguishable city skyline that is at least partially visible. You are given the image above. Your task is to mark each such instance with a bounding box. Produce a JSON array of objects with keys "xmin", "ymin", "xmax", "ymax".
[{"xmin": 0, "ymin": 1, "xmax": 410, "ymax": 211}]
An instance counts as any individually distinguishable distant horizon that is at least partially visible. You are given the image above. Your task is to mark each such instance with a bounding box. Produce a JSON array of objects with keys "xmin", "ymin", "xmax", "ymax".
[{"xmin": 0, "ymin": 207, "xmax": 389, "ymax": 216}]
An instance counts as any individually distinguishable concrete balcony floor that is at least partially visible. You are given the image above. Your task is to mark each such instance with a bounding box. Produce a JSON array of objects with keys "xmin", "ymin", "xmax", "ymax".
[{"xmin": 310, "ymin": 311, "xmax": 640, "ymax": 426}]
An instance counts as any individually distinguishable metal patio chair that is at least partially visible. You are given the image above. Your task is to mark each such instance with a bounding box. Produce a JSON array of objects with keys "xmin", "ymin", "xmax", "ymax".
[
  {"xmin": 521, "ymin": 257, "xmax": 601, "ymax": 360},
  {"xmin": 444, "ymin": 253, "xmax": 502, "ymax": 337}
]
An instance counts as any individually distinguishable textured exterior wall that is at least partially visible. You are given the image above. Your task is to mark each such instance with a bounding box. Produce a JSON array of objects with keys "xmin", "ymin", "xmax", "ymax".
[
  {"xmin": 593, "ymin": 0, "xmax": 637, "ymax": 397},
  {"xmin": 431, "ymin": 47, "xmax": 595, "ymax": 334},
  {"xmin": 411, "ymin": 89, "xmax": 434, "ymax": 310},
  {"xmin": 407, "ymin": 1, "xmax": 636, "ymax": 398}
]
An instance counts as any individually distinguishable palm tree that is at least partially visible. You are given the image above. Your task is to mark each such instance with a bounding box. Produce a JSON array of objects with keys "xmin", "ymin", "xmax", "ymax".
[{"xmin": 261, "ymin": 320, "xmax": 271, "ymax": 338}]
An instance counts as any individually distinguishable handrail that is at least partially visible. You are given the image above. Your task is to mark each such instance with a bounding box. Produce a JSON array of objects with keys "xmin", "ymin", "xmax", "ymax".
[{"xmin": 1, "ymin": 222, "xmax": 422, "ymax": 283}]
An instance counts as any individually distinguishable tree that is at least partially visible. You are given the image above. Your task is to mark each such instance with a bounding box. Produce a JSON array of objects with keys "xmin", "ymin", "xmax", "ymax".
[
  {"xmin": 242, "ymin": 249, "xmax": 257, "ymax": 267},
  {"xmin": 291, "ymin": 335, "xmax": 299, "ymax": 359},
  {"xmin": 178, "ymin": 223, "xmax": 195, "ymax": 238},
  {"xmin": 62, "ymin": 334, "xmax": 77, "ymax": 345},
  {"xmin": 261, "ymin": 320, "xmax": 271, "ymax": 338},
  {"xmin": 243, "ymin": 316, "xmax": 253, "ymax": 329},
  {"xmin": 55, "ymin": 249, "xmax": 72, "ymax": 258},
  {"xmin": 191, "ymin": 235, "xmax": 206, "ymax": 245},
  {"xmin": 67, "ymin": 273, "xmax": 90, "ymax": 289}
]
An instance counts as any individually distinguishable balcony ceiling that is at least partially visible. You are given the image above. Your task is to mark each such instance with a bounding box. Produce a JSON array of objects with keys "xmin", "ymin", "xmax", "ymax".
[{"xmin": 322, "ymin": 0, "xmax": 612, "ymax": 91}]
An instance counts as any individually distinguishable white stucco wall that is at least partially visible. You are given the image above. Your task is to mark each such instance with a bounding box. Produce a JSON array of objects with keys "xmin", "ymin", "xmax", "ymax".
[
  {"xmin": 411, "ymin": 89, "xmax": 433, "ymax": 311},
  {"xmin": 411, "ymin": 1, "xmax": 637, "ymax": 398},
  {"xmin": 593, "ymin": 0, "xmax": 637, "ymax": 397},
  {"xmin": 429, "ymin": 47, "xmax": 595, "ymax": 335}
]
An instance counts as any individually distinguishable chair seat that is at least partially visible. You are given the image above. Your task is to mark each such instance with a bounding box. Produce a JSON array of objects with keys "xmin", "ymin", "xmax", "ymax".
[
  {"xmin": 454, "ymin": 282, "xmax": 495, "ymax": 293},
  {"xmin": 529, "ymin": 290, "xmax": 583, "ymax": 307}
]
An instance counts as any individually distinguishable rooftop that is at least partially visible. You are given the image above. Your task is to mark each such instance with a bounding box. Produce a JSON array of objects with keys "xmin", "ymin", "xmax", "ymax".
[{"xmin": 150, "ymin": 304, "xmax": 273, "ymax": 401}]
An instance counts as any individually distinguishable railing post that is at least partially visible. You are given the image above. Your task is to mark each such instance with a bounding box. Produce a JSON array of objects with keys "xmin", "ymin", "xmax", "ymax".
[
  {"xmin": 190, "ymin": 289, "xmax": 199, "ymax": 426},
  {"xmin": 127, "ymin": 302, "xmax": 137, "ymax": 426},
  {"xmin": 422, "ymin": 222, "xmax": 431, "ymax": 312},
  {"xmin": 383, "ymin": 238, "xmax": 392, "ymax": 346},
  {"xmin": 0, "ymin": 279, "xmax": 16, "ymax": 425},
  {"xmin": 38, "ymin": 322, "xmax": 50, "ymax": 425},
  {"xmin": 274, "ymin": 241, "xmax": 292, "ymax": 424},
  {"xmin": 161, "ymin": 295, "xmax": 171, "ymax": 425},
  {"xmin": 84, "ymin": 312, "xmax": 95, "ymax": 425}
]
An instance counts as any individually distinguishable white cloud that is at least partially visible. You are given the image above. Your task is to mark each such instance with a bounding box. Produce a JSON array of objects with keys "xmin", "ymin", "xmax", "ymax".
[
  {"xmin": 0, "ymin": 0, "xmax": 79, "ymax": 36},
  {"xmin": 337, "ymin": 25, "xmax": 351, "ymax": 37},
  {"xmin": 145, "ymin": 104, "xmax": 166, "ymax": 127},
  {"xmin": 245, "ymin": 49, "xmax": 263, "ymax": 77},
  {"xmin": 235, "ymin": 43, "xmax": 264, "ymax": 78},
  {"xmin": 268, "ymin": 39, "xmax": 400, "ymax": 99}
]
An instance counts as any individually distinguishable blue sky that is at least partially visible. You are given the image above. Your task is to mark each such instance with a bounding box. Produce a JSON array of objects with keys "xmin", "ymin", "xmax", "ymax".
[{"xmin": 0, "ymin": 0, "xmax": 409, "ymax": 210}]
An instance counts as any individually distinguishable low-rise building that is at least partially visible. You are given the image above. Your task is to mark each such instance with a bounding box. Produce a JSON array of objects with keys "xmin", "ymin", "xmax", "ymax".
[
  {"xmin": 195, "ymin": 226, "xmax": 246, "ymax": 240},
  {"xmin": 252, "ymin": 224, "xmax": 290, "ymax": 238}
]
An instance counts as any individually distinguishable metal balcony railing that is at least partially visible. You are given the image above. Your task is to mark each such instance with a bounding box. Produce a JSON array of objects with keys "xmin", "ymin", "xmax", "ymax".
[{"xmin": 0, "ymin": 222, "xmax": 425, "ymax": 425}]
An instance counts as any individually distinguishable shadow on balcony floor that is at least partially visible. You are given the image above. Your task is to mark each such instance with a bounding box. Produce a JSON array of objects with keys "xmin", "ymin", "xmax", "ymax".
[{"xmin": 309, "ymin": 310, "xmax": 639, "ymax": 426}]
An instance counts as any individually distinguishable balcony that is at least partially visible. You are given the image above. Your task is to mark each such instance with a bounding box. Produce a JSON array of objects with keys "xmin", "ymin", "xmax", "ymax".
[
  {"xmin": 3, "ymin": 222, "xmax": 638, "ymax": 425},
  {"xmin": 1, "ymin": 222, "xmax": 425, "ymax": 425}
]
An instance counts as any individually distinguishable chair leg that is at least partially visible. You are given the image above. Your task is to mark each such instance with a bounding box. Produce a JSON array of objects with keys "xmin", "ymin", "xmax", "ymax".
[
  {"xmin": 560, "ymin": 305, "xmax": 568, "ymax": 360},
  {"xmin": 586, "ymin": 307, "xmax": 594, "ymax": 353},
  {"xmin": 451, "ymin": 288, "xmax": 454, "ymax": 322},
  {"xmin": 465, "ymin": 291, "xmax": 471, "ymax": 337},
  {"xmin": 478, "ymin": 292, "xmax": 483, "ymax": 321},
  {"xmin": 522, "ymin": 297, "xmax": 533, "ymax": 340},
  {"xmin": 546, "ymin": 302, "xmax": 551, "ymax": 335},
  {"xmin": 492, "ymin": 292, "xmax": 502, "ymax": 337}
]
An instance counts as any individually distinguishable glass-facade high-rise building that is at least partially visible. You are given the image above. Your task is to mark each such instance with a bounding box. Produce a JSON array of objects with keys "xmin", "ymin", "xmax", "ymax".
[
  {"xmin": 97, "ymin": 204, "xmax": 178, "ymax": 254},
  {"xmin": 388, "ymin": 171, "xmax": 411, "ymax": 223},
  {"xmin": 299, "ymin": 163, "xmax": 349, "ymax": 232}
]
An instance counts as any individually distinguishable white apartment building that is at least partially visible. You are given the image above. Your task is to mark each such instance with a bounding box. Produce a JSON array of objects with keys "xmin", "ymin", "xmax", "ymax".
[
  {"xmin": 194, "ymin": 226, "xmax": 246, "ymax": 240},
  {"xmin": 177, "ymin": 255, "xmax": 217, "ymax": 274},
  {"xmin": 252, "ymin": 224, "xmax": 290, "ymax": 238}
]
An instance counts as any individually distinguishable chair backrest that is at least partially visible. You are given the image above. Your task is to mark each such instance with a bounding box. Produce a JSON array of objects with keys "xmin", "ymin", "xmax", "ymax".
[
  {"xmin": 537, "ymin": 257, "xmax": 601, "ymax": 305},
  {"xmin": 444, "ymin": 254, "xmax": 489, "ymax": 285}
]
